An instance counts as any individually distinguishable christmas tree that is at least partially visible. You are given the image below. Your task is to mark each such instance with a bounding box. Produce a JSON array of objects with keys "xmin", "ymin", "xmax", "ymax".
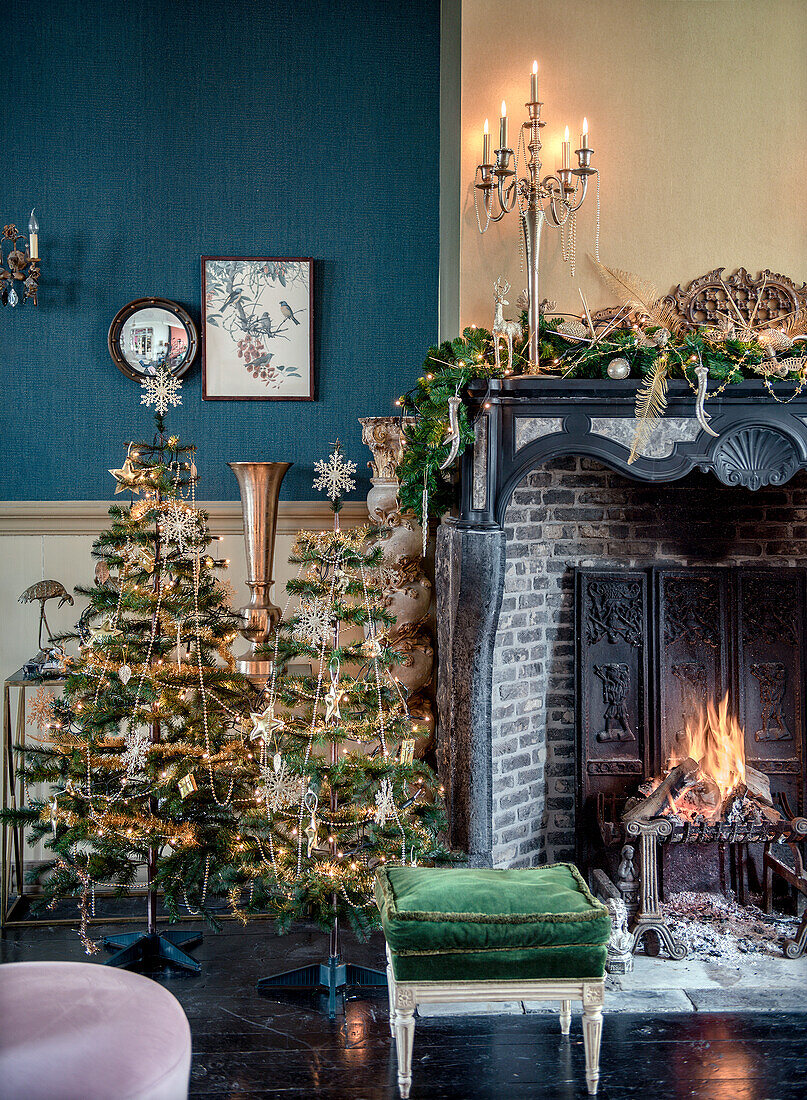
[
  {"xmin": 11, "ymin": 365, "xmax": 256, "ymax": 969},
  {"xmin": 229, "ymin": 443, "xmax": 449, "ymax": 993}
]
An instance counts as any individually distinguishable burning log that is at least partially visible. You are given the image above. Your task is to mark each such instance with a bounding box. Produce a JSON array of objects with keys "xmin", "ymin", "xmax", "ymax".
[
  {"xmin": 744, "ymin": 764, "xmax": 772, "ymax": 806},
  {"xmin": 622, "ymin": 757, "xmax": 699, "ymax": 823}
]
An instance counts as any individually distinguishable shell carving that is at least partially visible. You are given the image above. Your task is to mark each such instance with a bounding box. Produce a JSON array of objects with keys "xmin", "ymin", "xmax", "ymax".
[{"xmin": 713, "ymin": 427, "xmax": 799, "ymax": 490}]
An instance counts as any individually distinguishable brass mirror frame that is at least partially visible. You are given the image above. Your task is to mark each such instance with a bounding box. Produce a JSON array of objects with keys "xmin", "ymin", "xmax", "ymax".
[{"xmin": 108, "ymin": 297, "xmax": 199, "ymax": 382}]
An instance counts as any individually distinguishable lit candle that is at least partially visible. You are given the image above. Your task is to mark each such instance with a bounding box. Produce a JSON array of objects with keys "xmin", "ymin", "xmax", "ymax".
[
  {"xmin": 28, "ymin": 209, "xmax": 39, "ymax": 260},
  {"xmin": 499, "ymin": 101, "xmax": 508, "ymax": 149},
  {"xmin": 531, "ymin": 60, "xmax": 539, "ymax": 102},
  {"xmin": 483, "ymin": 118, "xmax": 491, "ymax": 164},
  {"xmin": 580, "ymin": 117, "xmax": 590, "ymax": 150},
  {"xmin": 562, "ymin": 125, "xmax": 570, "ymax": 169}
]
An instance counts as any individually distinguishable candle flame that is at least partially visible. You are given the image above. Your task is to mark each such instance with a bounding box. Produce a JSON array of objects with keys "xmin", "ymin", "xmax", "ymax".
[
  {"xmin": 484, "ymin": 118, "xmax": 489, "ymax": 134},
  {"xmin": 583, "ymin": 116, "xmax": 588, "ymax": 135},
  {"xmin": 532, "ymin": 60, "xmax": 538, "ymax": 74},
  {"xmin": 501, "ymin": 100, "xmax": 507, "ymax": 117},
  {"xmin": 564, "ymin": 125, "xmax": 569, "ymax": 141}
]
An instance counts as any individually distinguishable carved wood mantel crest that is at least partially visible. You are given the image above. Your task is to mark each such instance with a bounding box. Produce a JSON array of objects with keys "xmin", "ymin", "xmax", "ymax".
[{"xmin": 591, "ymin": 267, "xmax": 807, "ymax": 332}]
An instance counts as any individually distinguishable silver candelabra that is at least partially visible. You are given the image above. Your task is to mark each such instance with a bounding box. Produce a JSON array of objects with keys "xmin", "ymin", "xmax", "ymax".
[{"xmin": 474, "ymin": 67, "xmax": 598, "ymax": 368}]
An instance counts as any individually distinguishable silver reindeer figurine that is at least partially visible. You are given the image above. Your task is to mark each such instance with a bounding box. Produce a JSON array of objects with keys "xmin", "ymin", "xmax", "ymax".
[{"xmin": 492, "ymin": 278, "xmax": 522, "ymax": 373}]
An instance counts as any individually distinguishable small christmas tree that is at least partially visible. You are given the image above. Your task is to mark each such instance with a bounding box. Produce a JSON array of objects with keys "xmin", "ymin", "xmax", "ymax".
[
  {"xmin": 11, "ymin": 365, "xmax": 256, "ymax": 969},
  {"xmin": 229, "ymin": 443, "xmax": 449, "ymax": 1013}
]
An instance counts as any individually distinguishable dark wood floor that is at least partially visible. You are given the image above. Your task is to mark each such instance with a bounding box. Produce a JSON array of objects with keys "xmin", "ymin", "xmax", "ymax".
[{"xmin": 2, "ymin": 911, "xmax": 806, "ymax": 1099}]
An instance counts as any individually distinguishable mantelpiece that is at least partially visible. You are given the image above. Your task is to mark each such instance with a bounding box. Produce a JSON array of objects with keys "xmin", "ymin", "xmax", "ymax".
[
  {"xmin": 454, "ymin": 377, "xmax": 807, "ymax": 530},
  {"xmin": 436, "ymin": 376, "xmax": 807, "ymax": 866}
]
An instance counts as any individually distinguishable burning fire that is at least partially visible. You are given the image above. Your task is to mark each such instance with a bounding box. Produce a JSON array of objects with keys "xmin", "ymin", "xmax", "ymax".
[{"xmin": 664, "ymin": 694, "xmax": 746, "ymax": 821}]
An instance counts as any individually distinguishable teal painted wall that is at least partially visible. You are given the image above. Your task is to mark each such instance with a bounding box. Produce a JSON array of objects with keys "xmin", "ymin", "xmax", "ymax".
[{"xmin": 0, "ymin": 0, "xmax": 439, "ymax": 500}]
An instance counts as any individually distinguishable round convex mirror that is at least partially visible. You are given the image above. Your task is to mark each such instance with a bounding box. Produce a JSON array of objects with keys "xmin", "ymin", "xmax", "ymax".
[{"xmin": 108, "ymin": 298, "xmax": 198, "ymax": 381}]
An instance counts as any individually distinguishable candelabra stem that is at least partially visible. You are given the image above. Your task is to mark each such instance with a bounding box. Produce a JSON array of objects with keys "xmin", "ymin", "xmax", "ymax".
[{"xmin": 522, "ymin": 205, "xmax": 545, "ymax": 368}]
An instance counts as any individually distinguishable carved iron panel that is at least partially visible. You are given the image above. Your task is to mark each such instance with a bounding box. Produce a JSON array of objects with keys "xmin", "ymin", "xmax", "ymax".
[
  {"xmin": 736, "ymin": 569, "xmax": 805, "ymax": 815},
  {"xmin": 576, "ymin": 567, "xmax": 806, "ymax": 831},
  {"xmin": 576, "ymin": 571, "xmax": 649, "ymax": 821},
  {"xmin": 656, "ymin": 569, "xmax": 730, "ymax": 774}
]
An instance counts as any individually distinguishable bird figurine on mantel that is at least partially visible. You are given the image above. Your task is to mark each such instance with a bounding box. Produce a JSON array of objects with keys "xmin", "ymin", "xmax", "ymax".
[{"xmin": 18, "ymin": 579, "xmax": 74, "ymax": 678}]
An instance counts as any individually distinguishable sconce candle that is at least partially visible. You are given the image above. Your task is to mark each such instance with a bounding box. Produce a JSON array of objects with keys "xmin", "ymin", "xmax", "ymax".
[
  {"xmin": 580, "ymin": 118, "xmax": 590, "ymax": 150},
  {"xmin": 531, "ymin": 60, "xmax": 539, "ymax": 102},
  {"xmin": 499, "ymin": 101, "xmax": 508, "ymax": 149},
  {"xmin": 28, "ymin": 209, "xmax": 39, "ymax": 260},
  {"xmin": 483, "ymin": 118, "xmax": 491, "ymax": 164},
  {"xmin": 561, "ymin": 125, "xmax": 571, "ymax": 170}
]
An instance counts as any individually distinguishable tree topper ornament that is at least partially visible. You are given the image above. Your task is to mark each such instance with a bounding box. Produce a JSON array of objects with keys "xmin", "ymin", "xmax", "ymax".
[
  {"xmin": 313, "ymin": 441, "xmax": 357, "ymax": 501},
  {"xmin": 140, "ymin": 363, "xmax": 183, "ymax": 417}
]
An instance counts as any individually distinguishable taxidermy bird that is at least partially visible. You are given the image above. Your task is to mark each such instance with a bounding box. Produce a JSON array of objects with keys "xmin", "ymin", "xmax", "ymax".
[
  {"xmin": 18, "ymin": 580, "xmax": 74, "ymax": 650},
  {"xmin": 279, "ymin": 300, "xmax": 300, "ymax": 325}
]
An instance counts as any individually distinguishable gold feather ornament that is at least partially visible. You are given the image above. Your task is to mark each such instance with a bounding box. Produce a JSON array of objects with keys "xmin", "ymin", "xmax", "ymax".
[
  {"xmin": 556, "ymin": 320, "xmax": 589, "ymax": 343},
  {"xmin": 594, "ymin": 260, "xmax": 683, "ymax": 336},
  {"xmin": 628, "ymin": 355, "xmax": 669, "ymax": 465}
]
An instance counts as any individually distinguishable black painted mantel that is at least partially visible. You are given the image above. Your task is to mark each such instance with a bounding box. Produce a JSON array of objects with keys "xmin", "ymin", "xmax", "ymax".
[
  {"xmin": 436, "ymin": 377, "xmax": 807, "ymax": 864},
  {"xmin": 455, "ymin": 376, "xmax": 807, "ymax": 529}
]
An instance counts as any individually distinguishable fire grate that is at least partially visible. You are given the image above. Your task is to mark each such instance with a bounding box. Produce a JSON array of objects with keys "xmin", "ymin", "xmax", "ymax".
[{"xmin": 576, "ymin": 566, "xmax": 807, "ymax": 958}]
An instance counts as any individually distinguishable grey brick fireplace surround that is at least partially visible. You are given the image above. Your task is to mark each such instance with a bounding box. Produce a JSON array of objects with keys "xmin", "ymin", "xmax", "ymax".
[{"xmin": 435, "ymin": 377, "xmax": 807, "ymax": 867}]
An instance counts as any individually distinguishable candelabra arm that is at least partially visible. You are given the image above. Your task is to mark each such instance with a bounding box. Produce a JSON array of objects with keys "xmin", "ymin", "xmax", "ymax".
[
  {"xmin": 567, "ymin": 174, "xmax": 590, "ymax": 213},
  {"xmin": 542, "ymin": 180, "xmax": 571, "ymax": 228},
  {"xmin": 487, "ymin": 188, "xmax": 509, "ymax": 223},
  {"xmin": 497, "ymin": 173, "xmax": 518, "ymax": 214}
]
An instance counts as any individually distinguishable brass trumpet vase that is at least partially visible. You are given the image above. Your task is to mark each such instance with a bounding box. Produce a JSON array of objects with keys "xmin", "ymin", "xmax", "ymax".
[{"xmin": 229, "ymin": 461, "xmax": 292, "ymax": 680}]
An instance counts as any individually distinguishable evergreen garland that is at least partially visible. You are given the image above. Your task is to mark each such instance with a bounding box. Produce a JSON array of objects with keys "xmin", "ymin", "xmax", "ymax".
[{"xmin": 397, "ymin": 311, "xmax": 798, "ymax": 525}]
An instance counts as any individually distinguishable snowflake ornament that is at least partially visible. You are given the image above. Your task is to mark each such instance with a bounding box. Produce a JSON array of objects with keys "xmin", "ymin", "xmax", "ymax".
[
  {"xmin": 293, "ymin": 598, "xmax": 334, "ymax": 646},
  {"xmin": 140, "ymin": 364, "xmax": 182, "ymax": 416},
  {"xmin": 123, "ymin": 727, "xmax": 150, "ymax": 776},
  {"xmin": 27, "ymin": 686, "xmax": 58, "ymax": 729},
  {"xmin": 257, "ymin": 760, "xmax": 303, "ymax": 812},
  {"xmin": 374, "ymin": 778, "xmax": 396, "ymax": 827},
  {"xmin": 313, "ymin": 443, "xmax": 357, "ymax": 501},
  {"xmin": 162, "ymin": 502, "xmax": 203, "ymax": 553}
]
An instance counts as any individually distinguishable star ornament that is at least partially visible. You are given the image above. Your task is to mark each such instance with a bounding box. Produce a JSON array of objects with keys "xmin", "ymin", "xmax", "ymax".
[
  {"xmin": 249, "ymin": 705, "xmax": 284, "ymax": 741},
  {"xmin": 88, "ymin": 622, "xmax": 124, "ymax": 647},
  {"xmin": 324, "ymin": 680, "xmax": 342, "ymax": 724},
  {"xmin": 109, "ymin": 456, "xmax": 142, "ymax": 495},
  {"xmin": 305, "ymin": 819, "xmax": 319, "ymax": 857}
]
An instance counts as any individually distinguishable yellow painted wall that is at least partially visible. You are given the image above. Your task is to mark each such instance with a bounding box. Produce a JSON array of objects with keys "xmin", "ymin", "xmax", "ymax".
[{"xmin": 459, "ymin": 0, "xmax": 807, "ymax": 326}]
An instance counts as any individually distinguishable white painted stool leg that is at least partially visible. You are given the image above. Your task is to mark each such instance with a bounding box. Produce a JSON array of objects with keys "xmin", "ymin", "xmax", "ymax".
[
  {"xmin": 386, "ymin": 961, "xmax": 395, "ymax": 1038},
  {"xmin": 582, "ymin": 1002, "xmax": 603, "ymax": 1094},
  {"xmin": 560, "ymin": 999, "xmax": 572, "ymax": 1035},
  {"xmin": 393, "ymin": 1000, "xmax": 416, "ymax": 1100}
]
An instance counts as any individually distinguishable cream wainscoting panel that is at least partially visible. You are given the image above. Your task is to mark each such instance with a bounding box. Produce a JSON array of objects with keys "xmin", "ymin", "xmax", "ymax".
[{"xmin": 0, "ymin": 501, "xmax": 367, "ymax": 696}]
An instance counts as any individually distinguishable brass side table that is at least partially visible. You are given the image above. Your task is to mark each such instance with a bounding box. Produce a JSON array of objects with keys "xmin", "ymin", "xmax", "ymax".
[{"xmin": 2, "ymin": 670, "xmax": 65, "ymax": 926}]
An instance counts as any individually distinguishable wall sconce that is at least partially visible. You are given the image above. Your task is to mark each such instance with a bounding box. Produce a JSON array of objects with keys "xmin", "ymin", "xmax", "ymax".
[{"xmin": 1, "ymin": 210, "xmax": 41, "ymax": 306}]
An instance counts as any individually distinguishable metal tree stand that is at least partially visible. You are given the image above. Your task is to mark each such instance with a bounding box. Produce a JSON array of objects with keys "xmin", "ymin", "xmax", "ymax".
[
  {"xmin": 104, "ymin": 473, "xmax": 202, "ymax": 974},
  {"xmin": 257, "ymin": 914, "xmax": 386, "ymax": 1020}
]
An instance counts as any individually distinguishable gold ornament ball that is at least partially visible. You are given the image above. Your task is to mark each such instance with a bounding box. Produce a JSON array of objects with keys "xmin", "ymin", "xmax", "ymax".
[{"xmin": 607, "ymin": 358, "xmax": 630, "ymax": 380}]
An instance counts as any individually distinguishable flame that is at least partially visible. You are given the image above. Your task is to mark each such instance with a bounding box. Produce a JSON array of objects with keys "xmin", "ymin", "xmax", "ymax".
[{"xmin": 673, "ymin": 693, "xmax": 746, "ymax": 818}]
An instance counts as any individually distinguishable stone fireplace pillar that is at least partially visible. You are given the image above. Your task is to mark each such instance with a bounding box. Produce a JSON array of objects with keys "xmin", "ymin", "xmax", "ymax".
[{"xmin": 435, "ymin": 521, "xmax": 505, "ymax": 865}]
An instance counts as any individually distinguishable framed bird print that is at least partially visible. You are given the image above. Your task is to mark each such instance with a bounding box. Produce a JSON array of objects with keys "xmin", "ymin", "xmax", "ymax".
[{"xmin": 202, "ymin": 256, "xmax": 314, "ymax": 400}]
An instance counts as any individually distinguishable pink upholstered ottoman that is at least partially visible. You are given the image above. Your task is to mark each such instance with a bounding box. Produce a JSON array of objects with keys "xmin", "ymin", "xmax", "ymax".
[{"xmin": 0, "ymin": 961, "xmax": 192, "ymax": 1100}]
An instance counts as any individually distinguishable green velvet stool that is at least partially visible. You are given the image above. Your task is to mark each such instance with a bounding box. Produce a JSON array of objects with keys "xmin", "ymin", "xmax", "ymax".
[{"xmin": 375, "ymin": 863, "xmax": 610, "ymax": 1098}]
